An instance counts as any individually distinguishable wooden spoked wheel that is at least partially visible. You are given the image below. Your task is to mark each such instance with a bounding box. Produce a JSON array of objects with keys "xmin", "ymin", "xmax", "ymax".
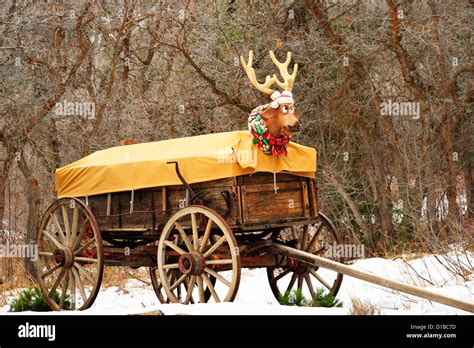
[
  {"xmin": 150, "ymin": 265, "xmax": 216, "ymax": 303},
  {"xmin": 267, "ymin": 213, "xmax": 344, "ymax": 302},
  {"xmin": 36, "ymin": 198, "xmax": 104, "ymax": 310},
  {"xmin": 149, "ymin": 267, "xmax": 173, "ymax": 304},
  {"xmin": 157, "ymin": 205, "xmax": 241, "ymax": 304},
  {"xmin": 150, "ymin": 267, "xmax": 216, "ymax": 304}
]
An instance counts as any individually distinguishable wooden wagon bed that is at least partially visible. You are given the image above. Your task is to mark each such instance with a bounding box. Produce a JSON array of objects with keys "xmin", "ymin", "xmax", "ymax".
[{"xmin": 86, "ymin": 172, "xmax": 318, "ymax": 237}]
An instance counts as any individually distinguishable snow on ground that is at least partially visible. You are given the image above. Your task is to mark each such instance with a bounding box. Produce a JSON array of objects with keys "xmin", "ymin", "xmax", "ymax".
[{"xmin": 1, "ymin": 252, "xmax": 472, "ymax": 315}]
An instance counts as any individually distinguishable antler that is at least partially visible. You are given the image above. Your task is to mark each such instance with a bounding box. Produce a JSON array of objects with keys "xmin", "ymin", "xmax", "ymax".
[
  {"xmin": 240, "ymin": 50, "xmax": 278, "ymax": 95},
  {"xmin": 269, "ymin": 50, "xmax": 298, "ymax": 92},
  {"xmin": 240, "ymin": 50, "xmax": 298, "ymax": 95}
]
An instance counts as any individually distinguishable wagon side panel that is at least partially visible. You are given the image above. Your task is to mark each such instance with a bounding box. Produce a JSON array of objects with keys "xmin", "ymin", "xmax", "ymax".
[
  {"xmin": 166, "ymin": 177, "xmax": 240, "ymax": 227},
  {"xmin": 86, "ymin": 188, "xmax": 166, "ymax": 232},
  {"xmin": 238, "ymin": 173, "xmax": 313, "ymax": 228}
]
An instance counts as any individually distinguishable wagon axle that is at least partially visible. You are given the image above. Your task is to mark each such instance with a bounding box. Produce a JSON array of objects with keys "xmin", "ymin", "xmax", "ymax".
[{"xmin": 286, "ymin": 257, "xmax": 307, "ymax": 274}]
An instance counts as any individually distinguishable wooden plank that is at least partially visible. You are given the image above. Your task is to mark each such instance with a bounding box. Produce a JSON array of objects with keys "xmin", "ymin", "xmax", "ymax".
[
  {"xmin": 151, "ymin": 191, "xmax": 156, "ymax": 230},
  {"xmin": 236, "ymin": 186, "xmax": 243, "ymax": 225},
  {"xmin": 313, "ymin": 180, "xmax": 319, "ymax": 217},
  {"xmin": 237, "ymin": 217, "xmax": 316, "ymax": 232},
  {"xmin": 104, "ymin": 258, "xmax": 156, "ymax": 267},
  {"xmin": 104, "ymin": 245, "xmax": 157, "ymax": 255},
  {"xmin": 106, "ymin": 194, "xmax": 111, "ymax": 216},
  {"xmin": 162, "ymin": 187, "xmax": 167, "ymax": 211},
  {"xmin": 240, "ymin": 254, "xmax": 277, "ymax": 268},
  {"xmin": 301, "ymin": 181, "xmax": 309, "ymax": 217},
  {"xmin": 308, "ymin": 179, "xmax": 317, "ymax": 218},
  {"xmin": 101, "ymin": 232, "xmax": 161, "ymax": 241},
  {"xmin": 101, "ymin": 227, "xmax": 152, "ymax": 232},
  {"xmin": 240, "ymin": 172, "xmax": 300, "ymax": 185},
  {"xmin": 243, "ymin": 189, "xmax": 305, "ymax": 222},
  {"xmin": 244, "ymin": 181, "xmax": 304, "ymax": 193},
  {"xmin": 165, "ymin": 177, "xmax": 236, "ymax": 191},
  {"xmin": 240, "ymin": 186, "xmax": 248, "ymax": 222},
  {"xmin": 238, "ymin": 173, "xmax": 309, "ymax": 224}
]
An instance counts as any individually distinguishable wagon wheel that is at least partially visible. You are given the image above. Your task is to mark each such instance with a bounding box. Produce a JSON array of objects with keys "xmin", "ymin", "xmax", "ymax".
[
  {"xmin": 157, "ymin": 205, "xmax": 241, "ymax": 304},
  {"xmin": 36, "ymin": 198, "xmax": 104, "ymax": 311},
  {"xmin": 267, "ymin": 212, "xmax": 343, "ymax": 303},
  {"xmin": 151, "ymin": 232, "xmax": 219, "ymax": 304},
  {"xmin": 150, "ymin": 268, "xmax": 181, "ymax": 303},
  {"xmin": 150, "ymin": 264, "xmax": 216, "ymax": 303}
]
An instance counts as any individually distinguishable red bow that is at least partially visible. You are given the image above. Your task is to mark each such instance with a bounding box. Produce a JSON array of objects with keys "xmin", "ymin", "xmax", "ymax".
[{"xmin": 269, "ymin": 136, "xmax": 289, "ymax": 156}]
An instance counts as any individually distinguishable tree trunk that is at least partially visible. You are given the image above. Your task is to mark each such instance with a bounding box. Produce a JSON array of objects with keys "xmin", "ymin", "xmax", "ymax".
[
  {"xmin": 0, "ymin": 155, "xmax": 13, "ymax": 282},
  {"xmin": 18, "ymin": 153, "xmax": 40, "ymax": 280}
]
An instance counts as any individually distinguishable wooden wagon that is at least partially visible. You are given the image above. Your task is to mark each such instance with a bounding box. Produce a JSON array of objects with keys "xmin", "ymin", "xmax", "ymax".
[{"xmin": 35, "ymin": 131, "xmax": 344, "ymax": 310}]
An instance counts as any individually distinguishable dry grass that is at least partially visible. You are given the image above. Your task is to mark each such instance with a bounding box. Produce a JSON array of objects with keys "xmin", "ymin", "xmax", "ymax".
[
  {"xmin": 0, "ymin": 259, "xmax": 36, "ymax": 307},
  {"xmin": 101, "ymin": 267, "xmax": 130, "ymax": 289},
  {"xmin": 0, "ymin": 259, "xmax": 153, "ymax": 308},
  {"xmin": 365, "ymin": 218, "xmax": 474, "ymax": 260},
  {"xmin": 349, "ymin": 297, "xmax": 381, "ymax": 315},
  {"xmin": 101, "ymin": 266, "xmax": 151, "ymax": 289},
  {"xmin": 0, "ymin": 259, "xmax": 35, "ymax": 291}
]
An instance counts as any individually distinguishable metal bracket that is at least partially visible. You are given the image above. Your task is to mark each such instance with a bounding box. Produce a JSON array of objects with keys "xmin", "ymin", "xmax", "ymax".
[
  {"xmin": 220, "ymin": 191, "xmax": 232, "ymax": 216},
  {"xmin": 167, "ymin": 161, "xmax": 198, "ymax": 204},
  {"xmin": 130, "ymin": 190, "xmax": 134, "ymax": 214}
]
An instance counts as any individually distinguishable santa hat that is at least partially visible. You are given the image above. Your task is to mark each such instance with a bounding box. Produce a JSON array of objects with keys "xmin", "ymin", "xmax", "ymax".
[{"xmin": 270, "ymin": 90, "xmax": 294, "ymax": 108}]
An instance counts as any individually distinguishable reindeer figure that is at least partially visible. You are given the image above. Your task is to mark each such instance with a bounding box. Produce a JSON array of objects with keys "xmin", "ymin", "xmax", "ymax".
[{"xmin": 240, "ymin": 50, "xmax": 300, "ymax": 156}]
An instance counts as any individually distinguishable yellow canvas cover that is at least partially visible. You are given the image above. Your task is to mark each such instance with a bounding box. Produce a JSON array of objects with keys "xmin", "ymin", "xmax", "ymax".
[{"xmin": 55, "ymin": 131, "xmax": 316, "ymax": 198}]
